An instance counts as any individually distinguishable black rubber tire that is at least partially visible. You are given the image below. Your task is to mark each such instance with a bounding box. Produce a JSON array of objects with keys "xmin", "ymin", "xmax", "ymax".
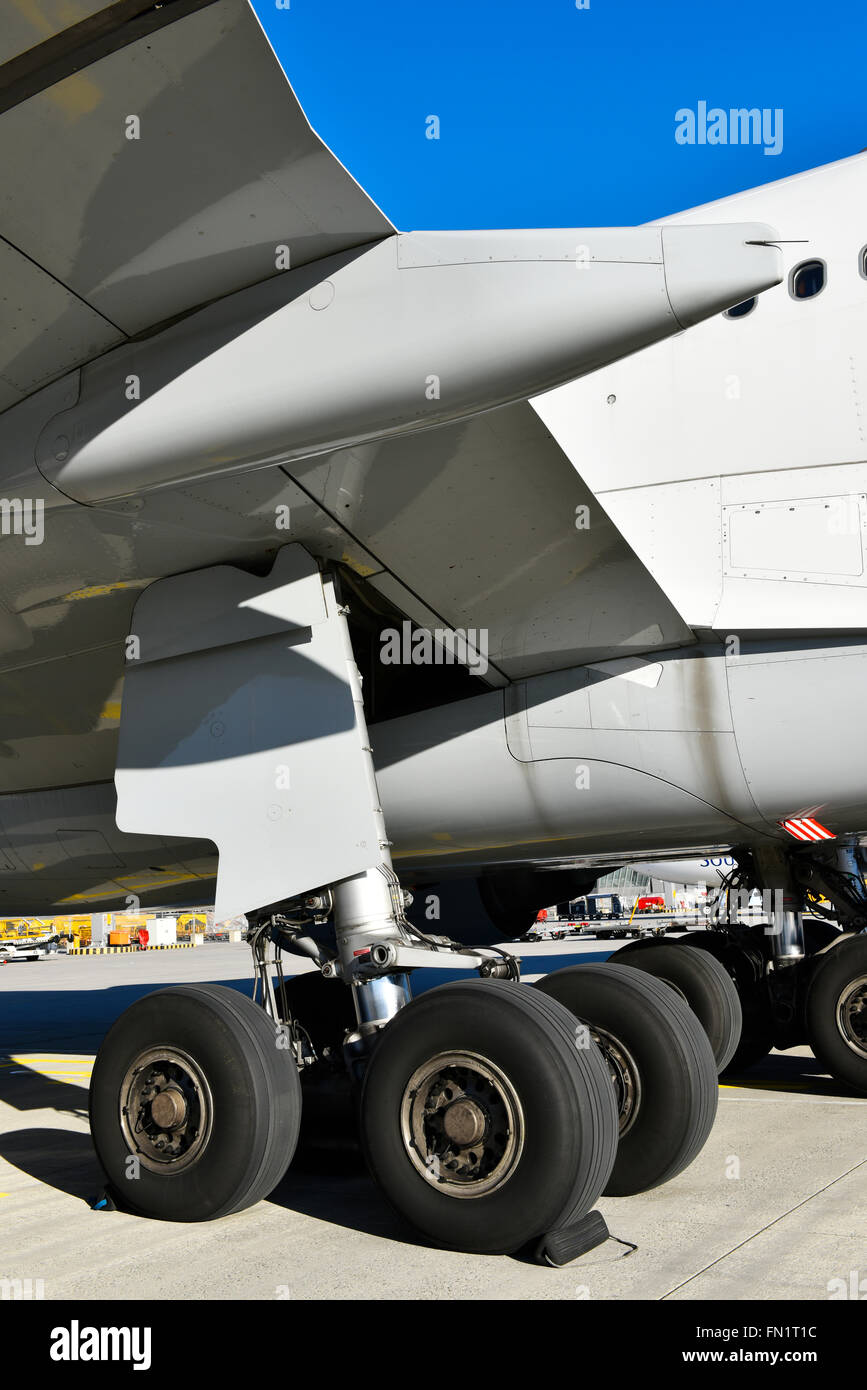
[
  {"xmin": 360, "ymin": 979, "xmax": 618, "ymax": 1255},
  {"xmin": 90, "ymin": 984, "xmax": 302, "ymax": 1221},
  {"xmin": 805, "ymin": 935, "xmax": 867, "ymax": 1095},
  {"xmin": 803, "ymin": 918, "xmax": 844, "ymax": 954},
  {"xmin": 535, "ymin": 962, "xmax": 718, "ymax": 1197},
  {"xmin": 612, "ymin": 939, "xmax": 743, "ymax": 1072},
  {"xmin": 680, "ymin": 931, "xmax": 774, "ymax": 1073}
]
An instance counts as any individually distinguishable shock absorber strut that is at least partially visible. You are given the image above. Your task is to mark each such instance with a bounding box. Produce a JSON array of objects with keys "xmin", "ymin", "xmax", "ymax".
[
  {"xmin": 329, "ymin": 591, "xmax": 415, "ymax": 1038},
  {"xmin": 752, "ymin": 845, "xmax": 805, "ymax": 965}
]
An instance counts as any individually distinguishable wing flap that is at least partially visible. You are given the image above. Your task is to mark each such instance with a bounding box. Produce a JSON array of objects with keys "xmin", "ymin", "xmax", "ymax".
[{"xmin": 288, "ymin": 401, "xmax": 694, "ymax": 679}]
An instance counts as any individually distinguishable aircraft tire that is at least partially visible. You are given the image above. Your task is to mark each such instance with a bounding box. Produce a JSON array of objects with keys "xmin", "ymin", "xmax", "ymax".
[
  {"xmin": 535, "ymin": 963, "xmax": 717, "ymax": 1196},
  {"xmin": 90, "ymin": 984, "xmax": 301, "ymax": 1220},
  {"xmin": 680, "ymin": 931, "xmax": 774, "ymax": 1073},
  {"xmin": 611, "ymin": 938, "xmax": 743, "ymax": 1071},
  {"xmin": 359, "ymin": 979, "xmax": 618, "ymax": 1254},
  {"xmin": 805, "ymin": 934, "xmax": 867, "ymax": 1095}
]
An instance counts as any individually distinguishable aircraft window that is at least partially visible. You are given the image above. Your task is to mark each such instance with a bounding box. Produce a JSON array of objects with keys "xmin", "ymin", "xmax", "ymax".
[
  {"xmin": 860, "ymin": 246, "xmax": 867, "ymax": 279},
  {"xmin": 724, "ymin": 297, "xmax": 756, "ymax": 319},
  {"xmin": 790, "ymin": 259, "xmax": 826, "ymax": 299}
]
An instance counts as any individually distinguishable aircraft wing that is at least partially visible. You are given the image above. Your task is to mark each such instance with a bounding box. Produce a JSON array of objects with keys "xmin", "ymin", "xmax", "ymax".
[
  {"xmin": 0, "ymin": 0, "xmax": 394, "ymax": 413},
  {"xmin": 282, "ymin": 398, "xmax": 695, "ymax": 681}
]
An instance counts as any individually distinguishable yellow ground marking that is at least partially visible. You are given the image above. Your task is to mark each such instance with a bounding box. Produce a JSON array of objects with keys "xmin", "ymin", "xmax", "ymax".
[
  {"xmin": 1, "ymin": 1055, "xmax": 94, "ymax": 1080},
  {"xmin": 720, "ymin": 1079, "xmax": 865, "ymax": 1098},
  {"xmin": 9, "ymin": 1070, "xmax": 93, "ymax": 1076},
  {"xmin": 3, "ymin": 1056, "xmax": 95, "ymax": 1063}
]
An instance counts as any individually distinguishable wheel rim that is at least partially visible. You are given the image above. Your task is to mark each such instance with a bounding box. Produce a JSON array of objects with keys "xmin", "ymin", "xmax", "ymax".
[
  {"xmin": 588, "ymin": 1025, "xmax": 642, "ymax": 1137},
  {"xmin": 835, "ymin": 974, "xmax": 867, "ymax": 1060},
  {"xmin": 119, "ymin": 1046, "xmax": 214, "ymax": 1173},
  {"xmin": 400, "ymin": 1051, "xmax": 524, "ymax": 1198}
]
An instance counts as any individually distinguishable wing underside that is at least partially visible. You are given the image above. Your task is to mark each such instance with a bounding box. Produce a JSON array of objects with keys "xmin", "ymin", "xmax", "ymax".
[{"xmin": 0, "ymin": 0, "xmax": 394, "ymax": 412}]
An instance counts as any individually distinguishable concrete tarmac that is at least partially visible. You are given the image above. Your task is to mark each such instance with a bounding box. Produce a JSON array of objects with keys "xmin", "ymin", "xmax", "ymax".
[{"xmin": 1, "ymin": 942, "xmax": 864, "ymax": 1301}]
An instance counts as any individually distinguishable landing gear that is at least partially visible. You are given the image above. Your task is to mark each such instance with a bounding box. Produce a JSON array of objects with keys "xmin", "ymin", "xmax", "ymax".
[
  {"xmin": 805, "ymin": 935, "xmax": 867, "ymax": 1094},
  {"xmin": 90, "ymin": 984, "xmax": 302, "ymax": 1220},
  {"xmin": 359, "ymin": 980, "xmax": 618, "ymax": 1254},
  {"xmin": 680, "ymin": 931, "xmax": 774, "ymax": 1073},
  {"xmin": 613, "ymin": 938, "xmax": 743, "ymax": 1071},
  {"xmin": 656, "ymin": 838, "xmax": 867, "ymax": 1090},
  {"xmin": 95, "ymin": 547, "xmax": 719, "ymax": 1248},
  {"xmin": 534, "ymin": 963, "xmax": 718, "ymax": 1197}
]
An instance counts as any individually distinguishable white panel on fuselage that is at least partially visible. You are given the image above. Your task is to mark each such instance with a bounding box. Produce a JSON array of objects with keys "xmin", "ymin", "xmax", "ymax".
[{"xmin": 531, "ymin": 152, "xmax": 867, "ymax": 632}]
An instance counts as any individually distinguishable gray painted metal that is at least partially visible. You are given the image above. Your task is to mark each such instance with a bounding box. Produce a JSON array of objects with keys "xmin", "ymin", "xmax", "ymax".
[
  {"xmin": 0, "ymin": 0, "xmax": 393, "ymax": 407},
  {"xmin": 0, "ymin": 0, "xmax": 110, "ymax": 66},
  {"xmin": 1, "ymin": 635, "xmax": 866, "ymax": 912},
  {"xmin": 294, "ymin": 402, "xmax": 694, "ymax": 680},
  {"xmin": 114, "ymin": 545, "xmax": 384, "ymax": 920},
  {"xmin": 371, "ymin": 639, "xmax": 867, "ymax": 877},
  {"xmin": 33, "ymin": 223, "xmax": 780, "ymax": 504},
  {"xmin": 727, "ymin": 641, "xmax": 867, "ymax": 826},
  {"xmin": 1, "ymin": 631, "xmax": 867, "ymax": 911},
  {"xmin": 0, "ymin": 0, "xmax": 840, "ymax": 921},
  {"xmin": 0, "ymin": 780, "xmax": 215, "ymax": 912}
]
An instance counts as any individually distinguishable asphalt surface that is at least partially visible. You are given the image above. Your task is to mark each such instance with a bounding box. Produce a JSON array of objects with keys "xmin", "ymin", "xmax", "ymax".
[{"xmin": 1, "ymin": 941, "xmax": 864, "ymax": 1301}]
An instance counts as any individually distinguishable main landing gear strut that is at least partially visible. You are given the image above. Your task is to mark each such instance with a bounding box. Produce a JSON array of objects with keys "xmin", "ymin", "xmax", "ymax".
[
  {"xmin": 90, "ymin": 545, "xmax": 719, "ymax": 1256},
  {"xmin": 615, "ymin": 840, "xmax": 867, "ymax": 1093}
]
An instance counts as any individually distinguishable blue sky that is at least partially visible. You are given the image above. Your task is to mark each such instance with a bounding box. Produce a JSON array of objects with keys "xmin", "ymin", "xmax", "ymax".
[{"xmin": 253, "ymin": 0, "xmax": 867, "ymax": 229}]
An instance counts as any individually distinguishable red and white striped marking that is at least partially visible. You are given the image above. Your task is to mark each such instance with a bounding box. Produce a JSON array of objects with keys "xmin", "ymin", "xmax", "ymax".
[{"xmin": 780, "ymin": 817, "xmax": 836, "ymax": 842}]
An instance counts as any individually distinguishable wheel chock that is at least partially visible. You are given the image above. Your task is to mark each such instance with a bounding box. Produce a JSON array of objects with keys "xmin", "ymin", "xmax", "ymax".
[
  {"xmin": 532, "ymin": 1209, "xmax": 610, "ymax": 1266},
  {"xmin": 89, "ymin": 1187, "xmax": 119, "ymax": 1212}
]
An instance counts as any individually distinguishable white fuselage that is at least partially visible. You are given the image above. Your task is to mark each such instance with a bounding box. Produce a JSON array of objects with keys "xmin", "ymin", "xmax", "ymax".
[{"xmin": 532, "ymin": 152, "xmax": 867, "ymax": 639}]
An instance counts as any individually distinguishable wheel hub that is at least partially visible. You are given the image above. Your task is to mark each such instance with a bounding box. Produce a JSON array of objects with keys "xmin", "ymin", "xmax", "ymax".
[
  {"xmin": 588, "ymin": 1024, "xmax": 642, "ymax": 1136},
  {"xmin": 149, "ymin": 1087, "xmax": 187, "ymax": 1130},
  {"xmin": 836, "ymin": 974, "xmax": 867, "ymax": 1059},
  {"xmin": 120, "ymin": 1046, "xmax": 213, "ymax": 1173},
  {"xmin": 442, "ymin": 1097, "xmax": 487, "ymax": 1147},
  {"xmin": 400, "ymin": 1051, "xmax": 524, "ymax": 1198}
]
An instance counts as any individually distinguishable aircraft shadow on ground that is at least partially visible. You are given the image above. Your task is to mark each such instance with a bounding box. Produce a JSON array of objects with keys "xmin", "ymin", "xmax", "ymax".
[
  {"xmin": 267, "ymin": 1162, "xmax": 415, "ymax": 1246},
  {"xmin": 0, "ymin": 1057, "xmax": 90, "ymax": 1118},
  {"xmin": 0, "ymin": 1127, "xmax": 102, "ymax": 1201},
  {"xmin": 723, "ymin": 1050, "xmax": 860, "ymax": 1098}
]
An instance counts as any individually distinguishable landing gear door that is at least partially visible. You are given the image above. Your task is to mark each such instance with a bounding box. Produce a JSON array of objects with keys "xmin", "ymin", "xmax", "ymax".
[{"xmin": 115, "ymin": 545, "xmax": 383, "ymax": 922}]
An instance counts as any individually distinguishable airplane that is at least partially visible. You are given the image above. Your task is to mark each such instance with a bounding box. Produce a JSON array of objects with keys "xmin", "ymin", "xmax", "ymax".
[
  {"xmin": 616, "ymin": 856, "xmax": 738, "ymax": 889},
  {"xmin": 0, "ymin": 0, "xmax": 864, "ymax": 1260}
]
